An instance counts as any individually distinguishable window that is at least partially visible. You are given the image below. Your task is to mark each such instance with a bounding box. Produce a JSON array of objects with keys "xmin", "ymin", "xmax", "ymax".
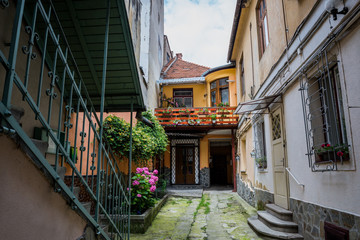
[
  {"xmin": 240, "ymin": 56, "xmax": 245, "ymax": 97},
  {"xmin": 173, "ymin": 89, "xmax": 193, "ymax": 107},
  {"xmin": 257, "ymin": 0, "xmax": 269, "ymax": 57},
  {"xmin": 210, "ymin": 78, "xmax": 229, "ymax": 106},
  {"xmin": 254, "ymin": 120, "xmax": 267, "ymax": 169},
  {"xmin": 300, "ymin": 51, "xmax": 349, "ymax": 171}
]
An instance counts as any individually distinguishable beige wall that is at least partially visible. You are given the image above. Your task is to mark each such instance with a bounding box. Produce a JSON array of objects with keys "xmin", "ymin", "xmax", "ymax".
[
  {"xmin": 237, "ymin": 122, "xmax": 254, "ymax": 184},
  {"xmin": 0, "ymin": 136, "xmax": 93, "ymax": 240},
  {"xmin": 283, "ymin": 0, "xmax": 317, "ymax": 41}
]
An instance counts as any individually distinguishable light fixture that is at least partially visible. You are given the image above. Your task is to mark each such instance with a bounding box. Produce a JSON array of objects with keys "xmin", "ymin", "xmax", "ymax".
[{"xmin": 325, "ymin": 0, "xmax": 348, "ymax": 21}]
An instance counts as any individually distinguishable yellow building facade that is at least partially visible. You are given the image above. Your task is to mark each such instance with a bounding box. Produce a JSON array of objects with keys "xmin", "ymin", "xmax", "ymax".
[{"xmin": 156, "ymin": 55, "xmax": 238, "ymax": 188}]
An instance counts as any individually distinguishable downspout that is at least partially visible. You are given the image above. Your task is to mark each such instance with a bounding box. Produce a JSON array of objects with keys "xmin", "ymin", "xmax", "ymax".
[
  {"xmin": 249, "ymin": 23, "xmax": 255, "ymax": 99},
  {"xmin": 232, "ymin": 129, "xmax": 237, "ymax": 192}
]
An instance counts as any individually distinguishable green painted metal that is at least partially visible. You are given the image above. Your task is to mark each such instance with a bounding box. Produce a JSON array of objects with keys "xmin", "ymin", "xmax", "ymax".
[
  {"xmin": 2, "ymin": 0, "xmax": 25, "ymax": 108},
  {"xmin": 0, "ymin": 0, "xmax": 143, "ymax": 239},
  {"xmin": 128, "ymin": 98, "xmax": 134, "ymax": 240},
  {"xmin": 96, "ymin": 0, "xmax": 111, "ymax": 223}
]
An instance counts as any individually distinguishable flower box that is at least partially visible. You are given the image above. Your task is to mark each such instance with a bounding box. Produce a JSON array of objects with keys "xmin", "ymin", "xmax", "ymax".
[{"xmin": 130, "ymin": 194, "xmax": 169, "ymax": 233}]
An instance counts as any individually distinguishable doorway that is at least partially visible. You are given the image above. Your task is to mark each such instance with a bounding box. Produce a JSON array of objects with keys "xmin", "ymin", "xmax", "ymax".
[
  {"xmin": 209, "ymin": 141, "xmax": 232, "ymax": 186},
  {"xmin": 271, "ymin": 107, "xmax": 289, "ymax": 209},
  {"xmin": 175, "ymin": 145, "xmax": 195, "ymax": 184}
]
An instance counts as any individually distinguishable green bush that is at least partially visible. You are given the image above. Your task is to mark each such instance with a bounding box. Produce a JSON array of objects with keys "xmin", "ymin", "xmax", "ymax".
[{"xmin": 103, "ymin": 111, "xmax": 168, "ymax": 165}]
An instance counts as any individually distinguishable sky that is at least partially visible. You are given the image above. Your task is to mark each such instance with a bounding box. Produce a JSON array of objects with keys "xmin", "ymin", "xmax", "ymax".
[{"xmin": 164, "ymin": 0, "xmax": 237, "ymax": 68}]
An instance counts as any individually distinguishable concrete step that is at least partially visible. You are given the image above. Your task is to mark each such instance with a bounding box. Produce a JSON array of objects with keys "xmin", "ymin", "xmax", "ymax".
[
  {"xmin": 10, "ymin": 105, "xmax": 24, "ymax": 123},
  {"xmin": 258, "ymin": 211, "xmax": 298, "ymax": 233},
  {"xmin": 31, "ymin": 139, "xmax": 48, "ymax": 156},
  {"xmin": 82, "ymin": 202, "xmax": 92, "ymax": 214},
  {"xmin": 265, "ymin": 203, "xmax": 293, "ymax": 221},
  {"xmin": 248, "ymin": 216, "xmax": 303, "ymax": 240},
  {"xmin": 72, "ymin": 186, "xmax": 80, "ymax": 199},
  {"xmin": 55, "ymin": 166, "xmax": 66, "ymax": 181}
]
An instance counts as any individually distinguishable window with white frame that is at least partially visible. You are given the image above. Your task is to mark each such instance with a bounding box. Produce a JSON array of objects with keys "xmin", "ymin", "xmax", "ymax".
[{"xmin": 300, "ymin": 50, "xmax": 349, "ymax": 171}]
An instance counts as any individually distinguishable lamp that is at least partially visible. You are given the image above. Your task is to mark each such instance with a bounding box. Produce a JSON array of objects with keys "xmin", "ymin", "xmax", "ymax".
[{"xmin": 325, "ymin": 0, "xmax": 348, "ymax": 21}]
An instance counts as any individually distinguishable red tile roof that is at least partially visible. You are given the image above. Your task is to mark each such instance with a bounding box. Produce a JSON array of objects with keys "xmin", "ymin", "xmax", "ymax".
[{"xmin": 161, "ymin": 53, "xmax": 210, "ymax": 79}]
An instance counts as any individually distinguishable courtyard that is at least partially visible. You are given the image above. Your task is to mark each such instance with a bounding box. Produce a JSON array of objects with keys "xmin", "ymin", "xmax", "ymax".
[{"xmin": 130, "ymin": 188, "xmax": 264, "ymax": 240}]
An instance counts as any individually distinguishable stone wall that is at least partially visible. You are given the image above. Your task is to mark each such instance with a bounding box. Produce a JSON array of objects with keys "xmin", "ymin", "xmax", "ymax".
[
  {"xmin": 254, "ymin": 188, "xmax": 274, "ymax": 210},
  {"xmin": 200, "ymin": 167, "xmax": 210, "ymax": 188},
  {"xmin": 236, "ymin": 174, "xmax": 255, "ymax": 207},
  {"xmin": 290, "ymin": 198, "xmax": 360, "ymax": 240}
]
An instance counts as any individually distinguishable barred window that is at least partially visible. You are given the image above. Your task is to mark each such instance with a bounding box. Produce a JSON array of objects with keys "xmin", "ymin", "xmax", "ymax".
[
  {"xmin": 300, "ymin": 51, "xmax": 349, "ymax": 171},
  {"xmin": 254, "ymin": 119, "xmax": 267, "ymax": 169}
]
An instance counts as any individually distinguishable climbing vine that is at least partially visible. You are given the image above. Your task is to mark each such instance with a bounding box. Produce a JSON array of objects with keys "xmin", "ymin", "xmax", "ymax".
[{"xmin": 103, "ymin": 111, "xmax": 168, "ymax": 164}]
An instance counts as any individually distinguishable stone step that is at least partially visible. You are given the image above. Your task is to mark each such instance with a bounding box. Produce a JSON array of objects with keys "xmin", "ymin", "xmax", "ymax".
[
  {"xmin": 248, "ymin": 216, "xmax": 303, "ymax": 240},
  {"xmin": 266, "ymin": 203, "xmax": 293, "ymax": 221},
  {"xmin": 258, "ymin": 211, "xmax": 298, "ymax": 233}
]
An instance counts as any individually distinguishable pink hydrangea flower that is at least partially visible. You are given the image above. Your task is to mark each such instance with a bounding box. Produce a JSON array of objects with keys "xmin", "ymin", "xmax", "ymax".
[
  {"xmin": 141, "ymin": 174, "xmax": 146, "ymax": 177},
  {"xmin": 153, "ymin": 169, "xmax": 158, "ymax": 175},
  {"xmin": 150, "ymin": 186, "xmax": 156, "ymax": 192},
  {"xmin": 149, "ymin": 179, "xmax": 155, "ymax": 185},
  {"xmin": 143, "ymin": 167, "xmax": 149, "ymax": 171},
  {"xmin": 136, "ymin": 168, "xmax": 143, "ymax": 174},
  {"xmin": 137, "ymin": 194, "xmax": 142, "ymax": 198},
  {"xmin": 144, "ymin": 171, "xmax": 150, "ymax": 175},
  {"xmin": 132, "ymin": 180, "xmax": 140, "ymax": 186},
  {"xmin": 151, "ymin": 175, "xmax": 158, "ymax": 182}
]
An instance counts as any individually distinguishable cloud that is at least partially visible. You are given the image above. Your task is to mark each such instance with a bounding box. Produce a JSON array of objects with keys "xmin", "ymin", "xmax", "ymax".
[{"xmin": 164, "ymin": 0, "xmax": 236, "ymax": 68}]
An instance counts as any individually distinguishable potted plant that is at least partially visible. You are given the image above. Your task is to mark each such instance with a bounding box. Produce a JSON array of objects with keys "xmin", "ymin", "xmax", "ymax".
[
  {"xmin": 201, "ymin": 108, "xmax": 209, "ymax": 114},
  {"xmin": 188, "ymin": 119, "xmax": 196, "ymax": 125},
  {"xmin": 255, "ymin": 156, "xmax": 267, "ymax": 169},
  {"xmin": 210, "ymin": 114, "xmax": 217, "ymax": 124},
  {"xmin": 172, "ymin": 119, "xmax": 181, "ymax": 127},
  {"xmin": 314, "ymin": 144, "xmax": 350, "ymax": 162}
]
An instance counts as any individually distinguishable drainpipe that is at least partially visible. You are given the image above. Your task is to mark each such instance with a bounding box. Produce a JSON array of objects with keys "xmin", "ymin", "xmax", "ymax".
[
  {"xmin": 232, "ymin": 129, "xmax": 237, "ymax": 192},
  {"xmin": 136, "ymin": 111, "xmax": 154, "ymax": 128}
]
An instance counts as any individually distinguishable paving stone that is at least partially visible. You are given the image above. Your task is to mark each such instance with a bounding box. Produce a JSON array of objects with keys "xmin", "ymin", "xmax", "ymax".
[{"xmin": 131, "ymin": 189, "xmax": 263, "ymax": 240}]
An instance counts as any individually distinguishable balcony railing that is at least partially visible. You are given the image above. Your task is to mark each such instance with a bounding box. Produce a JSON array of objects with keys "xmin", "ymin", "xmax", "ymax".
[{"xmin": 155, "ymin": 107, "xmax": 239, "ymax": 128}]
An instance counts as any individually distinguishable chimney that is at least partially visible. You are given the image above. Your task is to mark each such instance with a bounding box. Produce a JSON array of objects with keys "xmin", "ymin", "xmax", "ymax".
[{"xmin": 176, "ymin": 53, "xmax": 183, "ymax": 60}]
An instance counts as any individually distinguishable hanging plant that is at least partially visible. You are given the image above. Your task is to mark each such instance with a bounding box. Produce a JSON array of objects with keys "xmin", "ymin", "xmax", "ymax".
[{"xmin": 103, "ymin": 111, "xmax": 168, "ymax": 165}]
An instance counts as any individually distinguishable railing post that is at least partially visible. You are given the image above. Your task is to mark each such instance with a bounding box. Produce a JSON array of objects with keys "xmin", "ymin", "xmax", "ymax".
[
  {"xmin": 2, "ymin": 0, "xmax": 25, "ymax": 108},
  {"xmin": 128, "ymin": 98, "xmax": 133, "ymax": 240},
  {"xmin": 96, "ymin": 0, "xmax": 111, "ymax": 223}
]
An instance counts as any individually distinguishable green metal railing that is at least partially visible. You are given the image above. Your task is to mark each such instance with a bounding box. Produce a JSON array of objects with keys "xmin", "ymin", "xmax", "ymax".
[{"xmin": 0, "ymin": 1, "xmax": 132, "ymax": 239}]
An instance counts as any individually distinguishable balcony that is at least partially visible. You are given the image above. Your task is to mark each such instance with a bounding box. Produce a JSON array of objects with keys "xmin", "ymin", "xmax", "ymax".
[{"xmin": 155, "ymin": 107, "xmax": 239, "ymax": 129}]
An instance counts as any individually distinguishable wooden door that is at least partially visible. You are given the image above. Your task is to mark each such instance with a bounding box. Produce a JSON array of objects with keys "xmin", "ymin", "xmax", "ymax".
[
  {"xmin": 271, "ymin": 108, "xmax": 289, "ymax": 209},
  {"xmin": 175, "ymin": 146, "xmax": 195, "ymax": 184}
]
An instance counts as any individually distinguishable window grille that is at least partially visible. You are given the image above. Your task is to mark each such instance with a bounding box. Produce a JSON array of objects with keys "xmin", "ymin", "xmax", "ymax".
[
  {"xmin": 254, "ymin": 119, "xmax": 267, "ymax": 169},
  {"xmin": 299, "ymin": 48, "xmax": 350, "ymax": 172}
]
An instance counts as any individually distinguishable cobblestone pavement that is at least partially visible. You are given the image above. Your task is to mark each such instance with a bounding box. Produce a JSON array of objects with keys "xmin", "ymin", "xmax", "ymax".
[{"xmin": 130, "ymin": 189, "xmax": 264, "ymax": 240}]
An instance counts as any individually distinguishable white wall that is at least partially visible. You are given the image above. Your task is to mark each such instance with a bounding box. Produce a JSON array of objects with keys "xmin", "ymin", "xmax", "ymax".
[
  {"xmin": 284, "ymin": 75, "xmax": 360, "ymax": 216},
  {"xmin": 140, "ymin": 0, "xmax": 164, "ymax": 110}
]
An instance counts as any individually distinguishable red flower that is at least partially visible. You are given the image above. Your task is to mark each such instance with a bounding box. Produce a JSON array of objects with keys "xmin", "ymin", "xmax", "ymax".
[
  {"xmin": 326, "ymin": 144, "xmax": 331, "ymax": 147},
  {"xmin": 321, "ymin": 144, "xmax": 325, "ymax": 148},
  {"xmin": 337, "ymin": 151, "xmax": 344, "ymax": 157}
]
